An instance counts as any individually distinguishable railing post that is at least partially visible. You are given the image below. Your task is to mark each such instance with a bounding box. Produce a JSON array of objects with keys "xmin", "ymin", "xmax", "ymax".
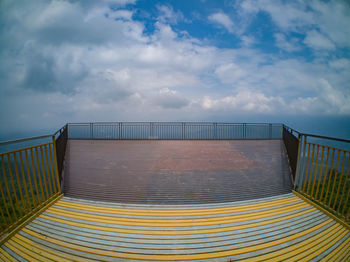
[
  {"xmin": 150, "ymin": 122, "xmax": 154, "ymax": 139},
  {"xmin": 213, "ymin": 123, "xmax": 217, "ymax": 140},
  {"xmin": 182, "ymin": 122, "xmax": 185, "ymax": 140},
  {"xmin": 90, "ymin": 123, "xmax": 93, "ymax": 139},
  {"xmin": 243, "ymin": 123, "xmax": 246, "ymax": 139},
  {"xmin": 119, "ymin": 122, "xmax": 122, "ymax": 139},
  {"xmin": 269, "ymin": 123, "xmax": 272, "ymax": 139},
  {"xmin": 52, "ymin": 136, "xmax": 61, "ymax": 193},
  {"xmin": 294, "ymin": 134, "xmax": 305, "ymax": 190}
]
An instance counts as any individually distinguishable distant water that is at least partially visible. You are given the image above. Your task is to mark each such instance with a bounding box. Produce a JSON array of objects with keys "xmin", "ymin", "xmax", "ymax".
[{"xmin": 0, "ymin": 116, "xmax": 349, "ymax": 150}]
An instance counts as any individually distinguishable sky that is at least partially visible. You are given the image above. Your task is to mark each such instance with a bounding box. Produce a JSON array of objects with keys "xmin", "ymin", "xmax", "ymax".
[{"xmin": 1, "ymin": 0, "xmax": 350, "ymax": 139}]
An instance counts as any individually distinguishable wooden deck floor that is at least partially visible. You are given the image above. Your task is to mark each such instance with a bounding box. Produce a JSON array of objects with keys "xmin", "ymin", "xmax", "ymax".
[{"xmin": 1, "ymin": 193, "xmax": 349, "ymax": 261}]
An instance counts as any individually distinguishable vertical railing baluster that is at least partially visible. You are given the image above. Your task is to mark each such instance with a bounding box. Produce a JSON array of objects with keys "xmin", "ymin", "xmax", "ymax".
[
  {"xmin": 48, "ymin": 143, "xmax": 58, "ymax": 193},
  {"xmin": 19, "ymin": 151, "xmax": 31, "ymax": 210},
  {"xmin": 44, "ymin": 145, "xmax": 53, "ymax": 196},
  {"xmin": 13, "ymin": 153, "xmax": 26, "ymax": 214},
  {"xmin": 52, "ymin": 137, "xmax": 61, "ymax": 194},
  {"xmin": 1, "ymin": 155, "xmax": 16, "ymax": 222},
  {"xmin": 307, "ymin": 144, "xmax": 316, "ymax": 195},
  {"xmin": 302, "ymin": 143, "xmax": 311, "ymax": 192},
  {"xmin": 0, "ymin": 165, "xmax": 13, "ymax": 224},
  {"xmin": 39, "ymin": 146, "xmax": 49, "ymax": 200},
  {"xmin": 327, "ymin": 150, "xmax": 340, "ymax": 206},
  {"xmin": 315, "ymin": 145, "xmax": 325, "ymax": 200},
  {"xmin": 30, "ymin": 148, "xmax": 41, "ymax": 204},
  {"xmin": 339, "ymin": 153, "xmax": 350, "ymax": 216},
  {"xmin": 333, "ymin": 151, "xmax": 346, "ymax": 210},
  {"xmin": 25, "ymin": 150, "xmax": 37, "ymax": 207},
  {"xmin": 311, "ymin": 144, "xmax": 320, "ymax": 198},
  {"xmin": 7, "ymin": 154, "xmax": 23, "ymax": 218},
  {"xmin": 320, "ymin": 148, "xmax": 332, "ymax": 202},
  {"xmin": 34, "ymin": 148, "xmax": 45, "ymax": 202}
]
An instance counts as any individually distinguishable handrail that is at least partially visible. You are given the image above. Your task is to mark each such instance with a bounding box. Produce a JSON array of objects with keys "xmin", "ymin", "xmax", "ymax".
[
  {"xmin": 0, "ymin": 137, "xmax": 61, "ymax": 238},
  {"xmin": 0, "ymin": 135, "xmax": 53, "ymax": 146},
  {"xmin": 282, "ymin": 124, "xmax": 302, "ymax": 136},
  {"xmin": 301, "ymin": 133, "xmax": 350, "ymax": 144}
]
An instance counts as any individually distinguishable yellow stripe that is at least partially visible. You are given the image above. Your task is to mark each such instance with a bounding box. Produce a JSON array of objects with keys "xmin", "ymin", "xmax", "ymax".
[
  {"xmin": 21, "ymin": 219, "xmax": 333, "ymax": 261},
  {"xmin": 5, "ymin": 240, "xmax": 48, "ymax": 262},
  {"xmin": 39, "ymin": 207, "xmax": 316, "ymax": 235},
  {"xmin": 45, "ymin": 203, "xmax": 309, "ymax": 227},
  {"xmin": 0, "ymin": 249, "xmax": 16, "ymax": 262},
  {"xmin": 325, "ymin": 237, "xmax": 350, "ymax": 262},
  {"xmin": 12, "ymin": 235, "xmax": 73, "ymax": 262},
  {"xmin": 237, "ymin": 223, "xmax": 340, "ymax": 262},
  {"xmin": 342, "ymin": 250, "xmax": 350, "ymax": 262},
  {"xmin": 296, "ymin": 229, "xmax": 348, "ymax": 262},
  {"xmin": 15, "ymin": 233, "xmax": 95, "ymax": 262},
  {"xmin": 57, "ymin": 196, "xmax": 301, "ymax": 216}
]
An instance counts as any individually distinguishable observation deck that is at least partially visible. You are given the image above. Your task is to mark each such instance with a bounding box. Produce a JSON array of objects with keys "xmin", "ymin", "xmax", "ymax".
[{"xmin": 0, "ymin": 122, "xmax": 349, "ymax": 261}]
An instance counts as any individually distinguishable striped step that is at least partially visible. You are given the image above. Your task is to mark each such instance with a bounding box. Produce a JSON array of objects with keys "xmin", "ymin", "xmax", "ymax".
[{"xmin": 1, "ymin": 193, "xmax": 349, "ymax": 261}]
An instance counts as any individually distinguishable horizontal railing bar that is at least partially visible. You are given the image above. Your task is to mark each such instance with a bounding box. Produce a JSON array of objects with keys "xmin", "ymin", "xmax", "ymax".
[
  {"xmin": 0, "ymin": 135, "xmax": 53, "ymax": 146},
  {"xmin": 67, "ymin": 122, "xmax": 284, "ymax": 125},
  {"xmin": 283, "ymin": 124, "xmax": 301, "ymax": 135},
  {"xmin": 0, "ymin": 143, "xmax": 53, "ymax": 156},
  {"xmin": 53, "ymin": 124, "xmax": 67, "ymax": 137},
  {"xmin": 305, "ymin": 142, "xmax": 350, "ymax": 152},
  {"xmin": 302, "ymin": 133, "xmax": 350, "ymax": 143}
]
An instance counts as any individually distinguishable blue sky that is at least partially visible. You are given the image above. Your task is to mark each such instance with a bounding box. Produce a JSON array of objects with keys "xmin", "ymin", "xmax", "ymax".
[{"xmin": 0, "ymin": 0, "xmax": 350, "ymax": 139}]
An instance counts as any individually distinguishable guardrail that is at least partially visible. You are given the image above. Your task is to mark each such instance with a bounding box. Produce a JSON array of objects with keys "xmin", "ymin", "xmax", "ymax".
[
  {"xmin": 1, "ymin": 121, "xmax": 349, "ymax": 236},
  {"xmin": 67, "ymin": 122, "xmax": 283, "ymax": 140},
  {"xmin": 295, "ymin": 134, "xmax": 350, "ymax": 222},
  {"xmin": 0, "ymin": 135, "xmax": 61, "ymax": 238}
]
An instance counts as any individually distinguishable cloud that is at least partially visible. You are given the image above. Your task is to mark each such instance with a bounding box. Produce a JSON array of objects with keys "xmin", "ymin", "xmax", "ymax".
[
  {"xmin": 156, "ymin": 5, "xmax": 187, "ymax": 24},
  {"xmin": 304, "ymin": 30, "xmax": 335, "ymax": 50},
  {"xmin": 208, "ymin": 12, "xmax": 234, "ymax": 33},
  {"xmin": 214, "ymin": 63, "xmax": 246, "ymax": 84},
  {"xmin": 239, "ymin": 0, "xmax": 350, "ymax": 50},
  {"xmin": 153, "ymin": 88, "xmax": 190, "ymax": 109},
  {"xmin": 0, "ymin": 0, "xmax": 349, "ymax": 137},
  {"xmin": 274, "ymin": 33, "xmax": 301, "ymax": 52}
]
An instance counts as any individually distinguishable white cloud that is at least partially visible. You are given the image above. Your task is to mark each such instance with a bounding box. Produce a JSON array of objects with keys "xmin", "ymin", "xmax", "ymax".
[
  {"xmin": 200, "ymin": 91, "xmax": 285, "ymax": 113},
  {"xmin": 208, "ymin": 12, "xmax": 235, "ymax": 33},
  {"xmin": 239, "ymin": 0, "xmax": 350, "ymax": 50},
  {"xmin": 0, "ymin": 0, "xmax": 349, "ymax": 136},
  {"xmin": 110, "ymin": 10, "xmax": 134, "ymax": 21},
  {"xmin": 304, "ymin": 30, "xmax": 335, "ymax": 50},
  {"xmin": 274, "ymin": 33, "xmax": 301, "ymax": 52},
  {"xmin": 215, "ymin": 63, "xmax": 246, "ymax": 84},
  {"xmin": 157, "ymin": 5, "xmax": 187, "ymax": 24}
]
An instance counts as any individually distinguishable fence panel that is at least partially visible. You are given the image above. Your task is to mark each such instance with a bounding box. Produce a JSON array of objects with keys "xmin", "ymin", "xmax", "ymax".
[
  {"xmin": 55, "ymin": 125, "xmax": 68, "ymax": 184},
  {"xmin": 295, "ymin": 135, "xmax": 350, "ymax": 222},
  {"xmin": 283, "ymin": 126, "xmax": 299, "ymax": 180},
  {"xmin": 0, "ymin": 139, "xmax": 61, "ymax": 236},
  {"xmin": 66, "ymin": 122, "xmax": 283, "ymax": 140}
]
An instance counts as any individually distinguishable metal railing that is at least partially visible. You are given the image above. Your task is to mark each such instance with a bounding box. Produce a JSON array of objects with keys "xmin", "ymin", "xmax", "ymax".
[
  {"xmin": 295, "ymin": 134, "xmax": 350, "ymax": 222},
  {"xmin": 0, "ymin": 135, "xmax": 61, "ymax": 238},
  {"xmin": 54, "ymin": 124, "xmax": 68, "ymax": 184},
  {"xmin": 67, "ymin": 122, "xmax": 283, "ymax": 140},
  {"xmin": 282, "ymin": 125, "xmax": 301, "ymax": 180}
]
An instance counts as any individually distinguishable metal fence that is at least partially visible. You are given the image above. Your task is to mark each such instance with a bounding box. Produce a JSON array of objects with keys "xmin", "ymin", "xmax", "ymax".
[
  {"xmin": 67, "ymin": 122, "xmax": 283, "ymax": 140},
  {"xmin": 0, "ymin": 136, "xmax": 61, "ymax": 238},
  {"xmin": 282, "ymin": 125, "xmax": 300, "ymax": 180},
  {"xmin": 295, "ymin": 134, "xmax": 350, "ymax": 222},
  {"xmin": 54, "ymin": 125, "xmax": 68, "ymax": 184}
]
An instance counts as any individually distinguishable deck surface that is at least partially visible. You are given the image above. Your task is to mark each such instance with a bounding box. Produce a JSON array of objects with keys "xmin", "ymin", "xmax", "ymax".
[
  {"xmin": 63, "ymin": 139, "xmax": 292, "ymax": 203},
  {"xmin": 1, "ymin": 193, "xmax": 349, "ymax": 261}
]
